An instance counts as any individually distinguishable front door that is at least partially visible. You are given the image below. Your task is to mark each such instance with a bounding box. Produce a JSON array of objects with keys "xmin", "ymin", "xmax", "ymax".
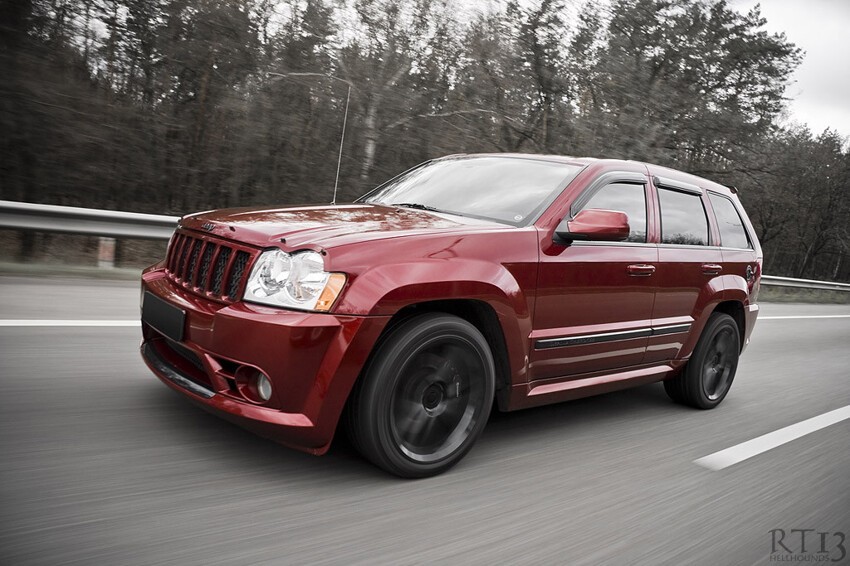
[{"xmin": 530, "ymin": 175, "xmax": 657, "ymax": 382}]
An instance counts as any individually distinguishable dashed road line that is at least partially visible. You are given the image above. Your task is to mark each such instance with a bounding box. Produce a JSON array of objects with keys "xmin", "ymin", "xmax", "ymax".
[
  {"xmin": 760, "ymin": 315, "xmax": 850, "ymax": 319},
  {"xmin": 695, "ymin": 405, "xmax": 850, "ymax": 471}
]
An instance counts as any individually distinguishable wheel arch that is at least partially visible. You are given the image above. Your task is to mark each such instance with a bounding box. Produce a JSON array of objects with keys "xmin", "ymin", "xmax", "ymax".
[
  {"xmin": 675, "ymin": 282, "xmax": 746, "ymax": 362},
  {"xmin": 343, "ymin": 307, "xmax": 501, "ymax": 476},
  {"xmin": 711, "ymin": 299, "xmax": 746, "ymax": 352},
  {"xmin": 374, "ymin": 299, "xmax": 514, "ymax": 411}
]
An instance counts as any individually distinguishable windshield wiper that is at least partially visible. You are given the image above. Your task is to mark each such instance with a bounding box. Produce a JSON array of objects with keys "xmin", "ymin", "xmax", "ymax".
[
  {"xmin": 390, "ymin": 202, "xmax": 472, "ymax": 220},
  {"xmin": 392, "ymin": 202, "xmax": 443, "ymax": 213}
]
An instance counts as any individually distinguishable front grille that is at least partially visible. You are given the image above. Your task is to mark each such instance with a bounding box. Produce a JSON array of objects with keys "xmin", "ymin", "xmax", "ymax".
[{"xmin": 166, "ymin": 231, "xmax": 255, "ymax": 302}]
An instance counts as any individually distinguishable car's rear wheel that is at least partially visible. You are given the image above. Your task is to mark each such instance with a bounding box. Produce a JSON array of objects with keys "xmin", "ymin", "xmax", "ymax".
[
  {"xmin": 347, "ymin": 313, "xmax": 495, "ymax": 478},
  {"xmin": 664, "ymin": 312, "xmax": 740, "ymax": 409}
]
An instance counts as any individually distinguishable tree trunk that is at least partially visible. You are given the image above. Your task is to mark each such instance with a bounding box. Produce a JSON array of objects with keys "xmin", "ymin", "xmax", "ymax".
[{"xmin": 360, "ymin": 96, "xmax": 380, "ymax": 183}]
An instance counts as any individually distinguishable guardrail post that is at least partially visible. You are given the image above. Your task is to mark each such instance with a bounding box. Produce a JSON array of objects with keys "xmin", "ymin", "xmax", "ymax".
[{"xmin": 97, "ymin": 237, "xmax": 116, "ymax": 269}]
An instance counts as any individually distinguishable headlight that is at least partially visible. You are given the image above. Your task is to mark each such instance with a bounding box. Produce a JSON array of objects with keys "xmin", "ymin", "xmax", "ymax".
[{"xmin": 244, "ymin": 249, "xmax": 346, "ymax": 312}]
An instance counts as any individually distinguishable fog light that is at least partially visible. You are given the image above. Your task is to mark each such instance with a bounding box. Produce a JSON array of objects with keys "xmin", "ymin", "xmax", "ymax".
[{"xmin": 255, "ymin": 372, "xmax": 272, "ymax": 402}]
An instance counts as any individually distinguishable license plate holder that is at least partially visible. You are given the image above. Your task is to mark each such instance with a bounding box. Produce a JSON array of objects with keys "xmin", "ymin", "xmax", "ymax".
[{"xmin": 142, "ymin": 292, "xmax": 186, "ymax": 342}]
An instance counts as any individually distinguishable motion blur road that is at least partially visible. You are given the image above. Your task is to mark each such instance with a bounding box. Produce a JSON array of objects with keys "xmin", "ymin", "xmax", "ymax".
[{"xmin": 1, "ymin": 276, "xmax": 848, "ymax": 565}]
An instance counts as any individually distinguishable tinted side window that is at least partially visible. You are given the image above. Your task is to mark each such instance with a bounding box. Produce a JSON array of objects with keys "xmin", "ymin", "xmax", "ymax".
[
  {"xmin": 658, "ymin": 188, "xmax": 709, "ymax": 246},
  {"xmin": 709, "ymin": 193, "xmax": 751, "ymax": 249},
  {"xmin": 581, "ymin": 183, "xmax": 647, "ymax": 242}
]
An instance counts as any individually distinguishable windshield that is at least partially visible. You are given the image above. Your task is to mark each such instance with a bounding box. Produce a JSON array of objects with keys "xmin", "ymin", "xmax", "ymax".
[{"xmin": 360, "ymin": 157, "xmax": 583, "ymax": 226}]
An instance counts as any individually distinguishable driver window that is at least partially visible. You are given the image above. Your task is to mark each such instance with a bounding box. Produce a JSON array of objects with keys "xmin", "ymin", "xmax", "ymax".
[{"xmin": 581, "ymin": 183, "xmax": 647, "ymax": 243}]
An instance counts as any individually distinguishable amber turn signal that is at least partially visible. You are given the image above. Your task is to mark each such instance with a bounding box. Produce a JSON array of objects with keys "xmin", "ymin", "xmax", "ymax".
[{"xmin": 315, "ymin": 273, "xmax": 347, "ymax": 312}]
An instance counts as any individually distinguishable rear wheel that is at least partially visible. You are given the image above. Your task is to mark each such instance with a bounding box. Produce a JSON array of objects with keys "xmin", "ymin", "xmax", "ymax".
[
  {"xmin": 348, "ymin": 313, "xmax": 495, "ymax": 478},
  {"xmin": 664, "ymin": 312, "xmax": 740, "ymax": 409}
]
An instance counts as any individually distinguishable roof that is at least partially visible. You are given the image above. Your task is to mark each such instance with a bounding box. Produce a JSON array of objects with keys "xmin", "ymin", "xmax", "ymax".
[{"xmin": 438, "ymin": 153, "xmax": 734, "ymax": 196}]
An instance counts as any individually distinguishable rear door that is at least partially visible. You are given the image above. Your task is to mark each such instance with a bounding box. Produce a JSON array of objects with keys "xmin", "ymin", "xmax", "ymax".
[{"xmin": 645, "ymin": 176, "xmax": 723, "ymax": 364}]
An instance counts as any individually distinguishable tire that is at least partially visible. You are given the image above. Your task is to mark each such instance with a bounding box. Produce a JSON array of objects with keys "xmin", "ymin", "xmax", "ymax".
[
  {"xmin": 347, "ymin": 313, "xmax": 495, "ymax": 478},
  {"xmin": 664, "ymin": 312, "xmax": 740, "ymax": 409}
]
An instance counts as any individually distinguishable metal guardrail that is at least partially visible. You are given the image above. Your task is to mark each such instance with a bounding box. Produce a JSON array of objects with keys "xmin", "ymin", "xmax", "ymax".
[
  {"xmin": 1, "ymin": 200, "xmax": 849, "ymax": 291},
  {"xmin": 760, "ymin": 275, "xmax": 850, "ymax": 292},
  {"xmin": 0, "ymin": 199, "xmax": 178, "ymax": 240}
]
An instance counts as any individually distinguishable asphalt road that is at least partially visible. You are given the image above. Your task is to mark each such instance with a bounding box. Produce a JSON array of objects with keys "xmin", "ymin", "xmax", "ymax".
[{"xmin": 1, "ymin": 276, "xmax": 848, "ymax": 565}]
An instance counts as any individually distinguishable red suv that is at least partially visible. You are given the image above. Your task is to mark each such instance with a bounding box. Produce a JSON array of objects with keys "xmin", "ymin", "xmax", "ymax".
[{"xmin": 141, "ymin": 154, "xmax": 761, "ymax": 477}]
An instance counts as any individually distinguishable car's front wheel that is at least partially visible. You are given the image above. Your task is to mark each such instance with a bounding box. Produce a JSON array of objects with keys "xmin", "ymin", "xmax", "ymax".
[
  {"xmin": 348, "ymin": 313, "xmax": 495, "ymax": 478},
  {"xmin": 664, "ymin": 312, "xmax": 740, "ymax": 409}
]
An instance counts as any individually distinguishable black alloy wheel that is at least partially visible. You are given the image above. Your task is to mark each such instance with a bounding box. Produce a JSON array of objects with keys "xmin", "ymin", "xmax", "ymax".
[
  {"xmin": 664, "ymin": 312, "xmax": 741, "ymax": 409},
  {"xmin": 347, "ymin": 313, "xmax": 495, "ymax": 478}
]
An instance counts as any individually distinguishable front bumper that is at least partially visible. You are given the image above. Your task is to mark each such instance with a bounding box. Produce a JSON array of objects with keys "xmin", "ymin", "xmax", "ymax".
[{"xmin": 140, "ymin": 266, "xmax": 389, "ymax": 455}]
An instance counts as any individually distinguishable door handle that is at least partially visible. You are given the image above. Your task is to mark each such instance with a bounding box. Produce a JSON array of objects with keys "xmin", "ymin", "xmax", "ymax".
[
  {"xmin": 627, "ymin": 264, "xmax": 656, "ymax": 276},
  {"xmin": 701, "ymin": 263, "xmax": 723, "ymax": 275}
]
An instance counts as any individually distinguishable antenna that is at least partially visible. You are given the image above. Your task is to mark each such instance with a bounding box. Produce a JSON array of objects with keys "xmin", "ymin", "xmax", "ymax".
[
  {"xmin": 332, "ymin": 85, "xmax": 351, "ymax": 206},
  {"xmin": 266, "ymin": 72, "xmax": 354, "ymax": 205}
]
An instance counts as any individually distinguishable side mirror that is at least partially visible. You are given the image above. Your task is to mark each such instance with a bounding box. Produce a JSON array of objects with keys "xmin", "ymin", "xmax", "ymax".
[{"xmin": 555, "ymin": 209, "xmax": 630, "ymax": 242}]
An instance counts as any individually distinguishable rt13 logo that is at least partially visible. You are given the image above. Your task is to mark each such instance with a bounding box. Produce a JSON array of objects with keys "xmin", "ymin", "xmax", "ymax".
[{"xmin": 769, "ymin": 529, "xmax": 846, "ymax": 563}]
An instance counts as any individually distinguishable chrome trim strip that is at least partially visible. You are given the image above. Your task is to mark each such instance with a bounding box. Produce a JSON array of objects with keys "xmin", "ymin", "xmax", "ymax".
[
  {"xmin": 535, "ymin": 328, "xmax": 652, "ymax": 349},
  {"xmin": 142, "ymin": 342, "xmax": 215, "ymax": 399},
  {"xmin": 535, "ymin": 323, "xmax": 693, "ymax": 350},
  {"xmin": 650, "ymin": 323, "xmax": 692, "ymax": 336}
]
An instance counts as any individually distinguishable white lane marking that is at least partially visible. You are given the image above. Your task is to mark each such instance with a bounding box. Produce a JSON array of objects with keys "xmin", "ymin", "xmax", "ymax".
[
  {"xmin": 0, "ymin": 320, "xmax": 140, "ymax": 327},
  {"xmin": 695, "ymin": 405, "xmax": 850, "ymax": 471},
  {"xmin": 760, "ymin": 315, "xmax": 850, "ymax": 319}
]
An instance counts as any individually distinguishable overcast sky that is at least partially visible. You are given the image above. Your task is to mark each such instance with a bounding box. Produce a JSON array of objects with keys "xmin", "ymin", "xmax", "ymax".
[{"xmin": 728, "ymin": 0, "xmax": 850, "ymax": 138}]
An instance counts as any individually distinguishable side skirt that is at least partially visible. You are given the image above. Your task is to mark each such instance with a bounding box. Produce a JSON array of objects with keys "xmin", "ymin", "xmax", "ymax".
[{"xmin": 505, "ymin": 360, "xmax": 686, "ymax": 410}]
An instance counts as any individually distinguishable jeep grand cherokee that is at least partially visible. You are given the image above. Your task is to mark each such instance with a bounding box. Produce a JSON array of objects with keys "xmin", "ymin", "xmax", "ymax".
[{"xmin": 141, "ymin": 154, "xmax": 761, "ymax": 477}]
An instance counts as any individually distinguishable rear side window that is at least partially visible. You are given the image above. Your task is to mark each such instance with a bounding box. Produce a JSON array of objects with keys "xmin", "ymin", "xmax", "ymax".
[
  {"xmin": 709, "ymin": 193, "xmax": 751, "ymax": 249},
  {"xmin": 581, "ymin": 183, "xmax": 647, "ymax": 242},
  {"xmin": 658, "ymin": 188, "xmax": 709, "ymax": 246}
]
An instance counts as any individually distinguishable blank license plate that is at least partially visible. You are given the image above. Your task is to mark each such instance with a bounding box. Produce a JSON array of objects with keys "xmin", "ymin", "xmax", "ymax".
[{"xmin": 142, "ymin": 292, "xmax": 186, "ymax": 342}]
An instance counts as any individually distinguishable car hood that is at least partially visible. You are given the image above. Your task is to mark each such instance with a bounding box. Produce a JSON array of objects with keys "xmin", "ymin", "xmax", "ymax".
[{"xmin": 179, "ymin": 204, "xmax": 506, "ymax": 249}]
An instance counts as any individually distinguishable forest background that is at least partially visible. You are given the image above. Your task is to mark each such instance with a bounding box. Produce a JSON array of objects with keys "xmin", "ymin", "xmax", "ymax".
[{"xmin": 1, "ymin": 0, "xmax": 848, "ymax": 280}]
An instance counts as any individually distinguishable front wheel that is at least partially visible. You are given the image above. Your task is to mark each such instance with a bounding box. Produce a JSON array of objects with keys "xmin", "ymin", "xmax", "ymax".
[
  {"xmin": 347, "ymin": 313, "xmax": 495, "ymax": 478},
  {"xmin": 664, "ymin": 312, "xmax": 740, "ymax": 409}
]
